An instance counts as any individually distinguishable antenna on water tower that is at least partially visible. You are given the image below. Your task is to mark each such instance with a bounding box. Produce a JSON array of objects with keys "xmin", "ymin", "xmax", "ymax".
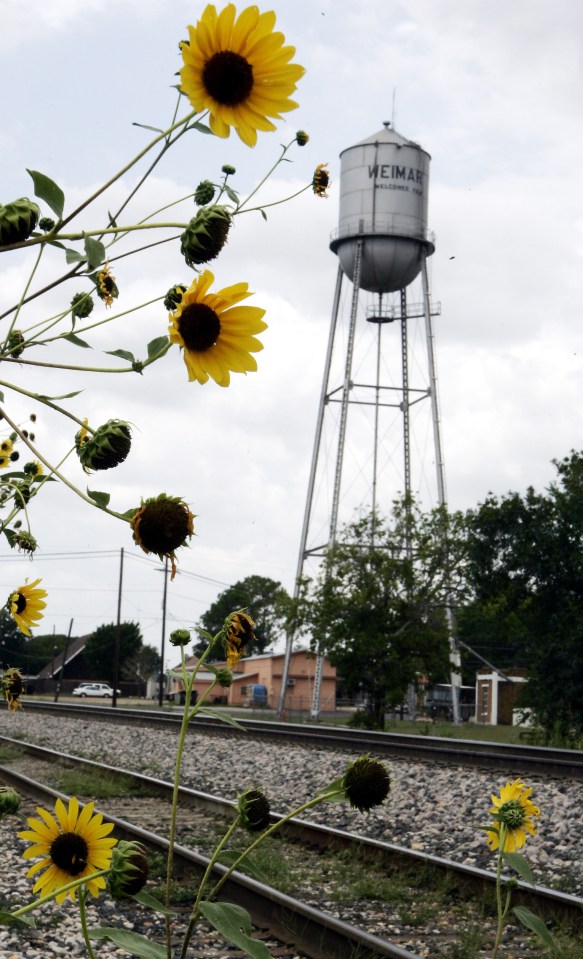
[{"xmin": 277, "ymin": 124, "xmax": 461, "ymax": 723}]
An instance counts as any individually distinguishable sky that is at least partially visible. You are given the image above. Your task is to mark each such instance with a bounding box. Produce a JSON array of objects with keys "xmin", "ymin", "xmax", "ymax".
[{"xmin": 1, "ymin": 0, "xmax": 583, "ymax": 662}]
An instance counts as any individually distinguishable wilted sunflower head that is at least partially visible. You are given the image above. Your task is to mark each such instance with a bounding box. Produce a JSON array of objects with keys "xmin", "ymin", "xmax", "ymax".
[
  {"xmin": 342, "ymin": 756, "xmax": 390, "ymax": 812},
  {"xmin": 180, "ymin": 4, "xmax": 304, "ymax": 147},
  {"xmin": 2, "ymin": 667, "xmax": 25, "ymax": 711},
  {"xmin": 163, "ymin": 284, "xmax": 187, "ymax": 312},
  {"xmin": 95, "ymin": 263, "xmax": 119, "ymax": 308},
  {"xmin": 312, "ymin": 163, "xmax": 330, "ymax": 198},
  {"xmin": 237, "ymin": 787, "xmax": 271, "ymax": 832},
  {"xmin": 75, "ymin": 419, "xmax": 132, "ymax": 473},
  {"xmin": 14, "ymin": 530, "xmax": 38, "ymax": 556},
  {"xmin": 225, "ymin": 610, "xmax": 256, "ymax": 668},
  {"xmin": 130, "ymin": 494, "xmax": 195, "ymax": 579},
  {"xmin": 0, "ymin": 198, "xmax": 40, "ymax": 246}
]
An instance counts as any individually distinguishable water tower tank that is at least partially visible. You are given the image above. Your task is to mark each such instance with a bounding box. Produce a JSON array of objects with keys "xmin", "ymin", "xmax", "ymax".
[{"xmin": 329, "ymin": 124, "xmax": 434, "ymax": 294}]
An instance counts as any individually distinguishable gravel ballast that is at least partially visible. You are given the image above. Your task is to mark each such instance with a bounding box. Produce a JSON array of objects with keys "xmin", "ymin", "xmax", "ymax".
[{"xmin": 0, "ymin": 710, "xmax": 581, "ymax": 958}]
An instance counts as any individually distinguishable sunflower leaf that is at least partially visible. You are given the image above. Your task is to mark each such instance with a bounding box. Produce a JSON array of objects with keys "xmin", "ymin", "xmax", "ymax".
[
  {"xmin": 199, "ymin": 903, "xmax": 272, "ymax": 959},
  {"xmin": 197, "ymin": 707, "xmax": 246, "ymax": 731},
  {"xmin": 65, "ymin": 248, "xmax": 86, "ymax": 264},
  {"xmin": 512, "ymin": 906, "xmax": 559, "ymax": 951},
  {"xmin": 0, "ymin": 910, "xmax": 36, "ymax": 928},
  {"xmin": 38, "ymin": 391, "xmax": 82, "ymax": 400},
  {"xmin": 502, "ymin": 852, "xmax": 534, "ymax": 884},
  {"xmin": 83, "ymin": 236, "xmax": 106, "ymax": 271},
  {"xmin": 318, "ymin": 775, "xmax": 348, "ymax": 802},
  {"xmin": 88, "ymin": 927, "xmax": 166, "ymax": 959},
  {"xmin": 3, "ymin": 528, "xmax": 16, "ymax": 547},
  {"xmin": 224, "ymin": 185, "xmax": 240, "ymax": 205},
  {"xmin": 87, "ymin": 488, "xmax": 111, "ymax": 509},
  {"xmin": 62, "ymin": 333, "xmax": 92, "ymax": 349},
  {"xmin": 26, "ymin": 169, "xmax": 65, "ymax": 218},
  {"xmin": 191, "ymin": 121, "xmax": 213, "ymax": 134},
  {"xmin": 106, "ymin": 349, "xmax": 136, "ymax": 363},
  {"xmin": 260, "ymin": 208, "xmax": 267, "ymax": 221},
  {"xmin": 132, "ymin": 890, "xmax": 176, "ymax": 915},
  {"xmin": 132, "ymin": 122, "xmax": 164, "ymax": 133},
  {"xmin": 147, "ymin": 335, "xmax": 170, "ymax": 360}
]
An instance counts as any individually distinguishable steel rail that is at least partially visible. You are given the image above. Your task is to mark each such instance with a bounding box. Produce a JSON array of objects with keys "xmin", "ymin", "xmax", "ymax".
[
  {"xmin": 15, "ymin": 700, "xmax": 583, "ymax": 781},
  {"xmin": 2, "ymin": 734, "xmax": 581, "ymax": 925},
  {"xmin": 0, "ymin": 763, "xmax": 420, "ymax": 959}
]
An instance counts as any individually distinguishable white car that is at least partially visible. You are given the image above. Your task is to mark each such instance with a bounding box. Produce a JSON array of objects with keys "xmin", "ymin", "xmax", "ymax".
[{"xmin": 72, "ymin": 683, "xmax": 120, "ymax": 698}]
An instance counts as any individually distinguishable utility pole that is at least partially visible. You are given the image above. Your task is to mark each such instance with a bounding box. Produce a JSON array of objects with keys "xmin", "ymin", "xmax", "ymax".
[
  {"xmin": 54, "ymin": 618, "xmax": 73, "ymax": 703},
  {"xmin": 158, "ymin": 557, "xmax": 169, "ymax": 708},
  {"xmin": 112, "ymin": 547, "xmax": 124, "ymax": 708}
]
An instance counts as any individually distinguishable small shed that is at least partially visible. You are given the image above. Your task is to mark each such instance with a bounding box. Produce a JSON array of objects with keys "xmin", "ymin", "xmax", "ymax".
[{"xmin": 475, "ymin": 668, "xmax": 528, "ymax": 725}]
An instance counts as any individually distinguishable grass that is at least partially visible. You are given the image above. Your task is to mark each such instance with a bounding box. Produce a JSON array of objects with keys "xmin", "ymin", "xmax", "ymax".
[
  {"xmin": 56, "ymin": 767, "xmax": 151, "ymax": 798},
  {"xmin": 0, "ymin": 744, "xmax": 24, "ymax": 762}
]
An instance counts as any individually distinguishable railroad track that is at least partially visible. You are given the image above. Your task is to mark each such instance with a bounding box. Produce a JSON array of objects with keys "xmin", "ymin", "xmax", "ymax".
[
  {"xmin": 17, "ymin": 699, "xmax": 583, "ymax": 781},
  {"xmin": 0, "ymin": 735, "xmax": 581, "ymax": 959}
]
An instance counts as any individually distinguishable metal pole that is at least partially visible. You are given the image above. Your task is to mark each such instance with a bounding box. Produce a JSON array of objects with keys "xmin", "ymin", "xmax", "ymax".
[
  {"xmin": 158, "ymin": 557, "xmax": 169, "ymax": 708},
  {"xmin": 277, "ymin": 266, "xmax": 344, "ymax": 718},
  {"xmin": 421, "ymin": 257, "xmax": 461, "ymax": 723},
  {"xmin": 54, "ymin": 618, "xmax": 73, "ymax": 703},
  {"xmin": 112, "ymin": 547, "xmax": 124, "ymax": 709},
  {"xmin": 310, "ymin": 240, "xmax": 363, "ymax": 721}
]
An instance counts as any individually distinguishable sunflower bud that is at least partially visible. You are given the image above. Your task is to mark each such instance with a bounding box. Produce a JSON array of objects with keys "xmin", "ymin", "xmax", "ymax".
[
  {"xmin": 296, "ymin": 130, "xmax": 309, "ymax": 146},
  {"xmin": 71, "ymin": 291, "xmax": 95, "ymax": 319},
  {"xmin": 180, "ymin": 206, "xmax": 232, "ymax": 267},
  {"xmin": 213, "ymin": 667, "xmax": 233, "ymax": 688},
  {"xmin": 169, "ymin": 629, "xmax": 191, "ymax": 648},
  {"xmin": 222, "ymin": 165, "xmax": 236, "ymax": 176},
  {"xmin": 237, "ymin": 788, "xmax": 271, "ymax": 832},
  {"xmin": 163, "ymin": 284, "xmax": 187, "ymax": 312},
  {"xmin": 75, "ymin": 420, "xmax": 132, "ymax": 473},
  {"xmin": 5, "ymin": 330, "xmax": 26, "ymax": 358},
  {"xmin": 130, "ymin": 493, "xmax": 195, "ymax": 578},
  {"xmin": 342, "ymin": 756, "xmax": 390, "ymax": 812},
  {"xmin": 0, "ymin": 198, "xmax": 40, "ymax": 246},
  {"xmin": 194, "ymin": 180, "xmax": 216, "ymax": 205},
  {"xmin": 107, "ymin": 840, "xmax": 149, "ymax": 899},
  {"xmin": 0, "ymin": 786, "xmax": 21, "ymax": 817},
  {"xmin": 39, "ymin": 217, "xmax": 56, "ymax": 232}
]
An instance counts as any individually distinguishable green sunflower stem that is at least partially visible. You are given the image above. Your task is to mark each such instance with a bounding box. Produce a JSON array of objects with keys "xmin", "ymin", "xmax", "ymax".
[
  {"xmin": 179, "ymin": 817, "xmax": 241, "ymax": 959},
  {"xmin": 78, "ymin": 886, "xmax": 98, "ymax": 959},
  {"xmin": 492, "ymin": 825, "xmax": 508, "ymax": 959},
  {"xmin": 5, "ymin": 244, "xmax": 45, "ymax": 342},
  {"xmin": 0, "ymin": 379, "xmax": 95, "ymax": 433},
  {"xmin": 204, "ymin": 788, "xmax": 345, "ymax": 906},
  {"xmin": 237, "ymin": 183, "xmax": 311, "ymax": 218},
  {"xmin": 10, "ymin": 870, "xmax": 109, "ymax": 918},
  {"xmin": 237, "ymin": 138, "xmax": 296, "ymax": 213}
]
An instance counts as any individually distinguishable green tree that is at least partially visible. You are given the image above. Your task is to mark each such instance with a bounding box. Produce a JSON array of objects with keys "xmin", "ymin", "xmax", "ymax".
[
  {"xmin": 303, "ymin": 502, "xmax": 468, "ymax": 729},
  {"xmin": 463, "ymin": 450, "xmax": 583, "ymax": 742},
  {"xmin": 197, "ymin": 575, "xmax": 290, "ymax": 657},
  {"xmin": 0, "ymin": 607, "xmax": 27, "ymax": 670},
  {"xmin": 21, "ymin": 633, "xmax": 68, "ymax": 675},
  {"xmin": 124, "ymin": 643, "xmax": 161, "ymax": 682},
  {"xmin": 84, "ymin": 622, "xmax": 143, "ymax": 684}
]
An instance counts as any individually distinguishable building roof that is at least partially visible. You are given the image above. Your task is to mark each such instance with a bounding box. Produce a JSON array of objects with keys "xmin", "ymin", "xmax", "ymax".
[{"xmin": 36, "ymin": 633, "xmax": 92, "ymax": 679}]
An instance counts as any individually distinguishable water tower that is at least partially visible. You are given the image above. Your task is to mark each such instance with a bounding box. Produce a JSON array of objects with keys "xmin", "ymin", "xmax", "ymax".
[{"xmin": 278, "ymin": 124, "xmax": 461, "ymax": 720}]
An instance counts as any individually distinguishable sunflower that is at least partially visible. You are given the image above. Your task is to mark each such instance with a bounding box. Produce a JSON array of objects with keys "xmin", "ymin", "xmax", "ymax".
[
  {"xmin": 8, "ymin": 578, "xmax": 47, "ymax": 636},
  {"xmin": 312, "ymin": 163, "xmax": 330, "ymax": 197},
  {"xmin": 487, "ymin": 778, "xmax": 540, "ymax": 853},
  {"xmin": 18, "ymin": 797, "xmax": 117, "ymax": 904},
  {"xmin": 168, "ymin": 269, "xmax": 266, "ymax": 386},
  {"xmin": 180, "ymin": 4, "xmax": 304, "ymax": 147},
  {"xmin": 225, "ymin": 610, "xmax": 256, "ymax": 667}
]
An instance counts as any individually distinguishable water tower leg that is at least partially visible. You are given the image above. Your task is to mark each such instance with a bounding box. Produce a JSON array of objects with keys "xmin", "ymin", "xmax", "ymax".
[
  {"xmin": 421, "ymin": 257, "xmax": 462, "ymax": 724},
  {"xmin": 277, "ymin": 266, "xmax": 344, "ymax": 719}
]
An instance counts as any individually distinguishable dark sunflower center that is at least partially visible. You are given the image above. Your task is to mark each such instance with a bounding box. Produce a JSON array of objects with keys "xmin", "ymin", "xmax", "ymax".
[
  {"xmin": 50, "ymin": 832, "xmax": 89, "ymax": 876},
  {"xmin": 15, "ymin": 592, "xmax": 27, "ymax": 614},
  {"xmin": 178, "ymin": 303, "xmax": 221, "ymax": 353},
  {"xmin": 202, "ymin": 51, "xmax": 254, "ymax": 106}
]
